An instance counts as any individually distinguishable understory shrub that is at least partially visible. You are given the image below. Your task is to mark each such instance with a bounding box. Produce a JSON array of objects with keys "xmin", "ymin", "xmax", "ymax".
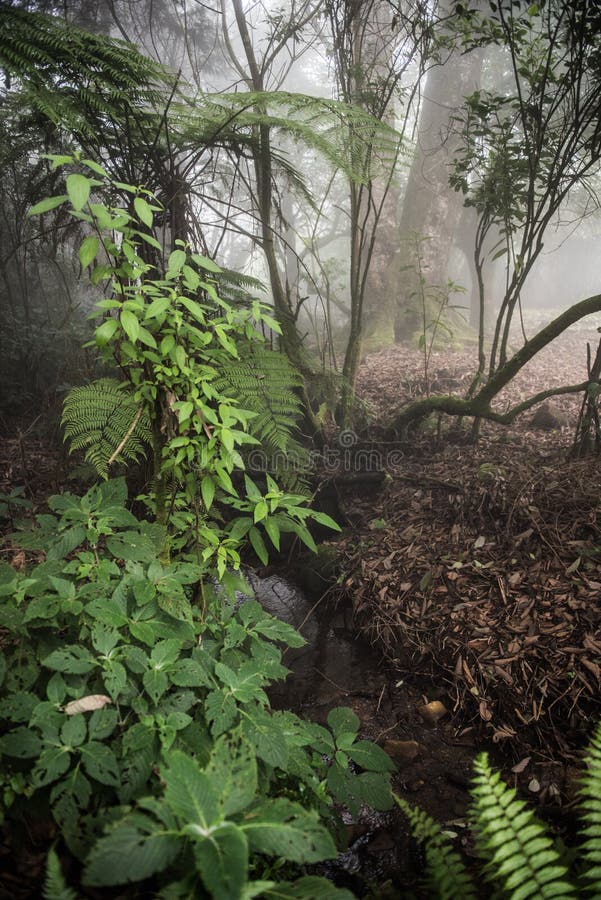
[{"xmin": 0, "ymin": 479, "xmax": 395, "ymax": 896}]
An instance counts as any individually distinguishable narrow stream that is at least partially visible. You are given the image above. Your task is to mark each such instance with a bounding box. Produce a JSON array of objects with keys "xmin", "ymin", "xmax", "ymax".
[{"xmin": 247, "ymin": 572, "xmax": 478, "ymax": 897}]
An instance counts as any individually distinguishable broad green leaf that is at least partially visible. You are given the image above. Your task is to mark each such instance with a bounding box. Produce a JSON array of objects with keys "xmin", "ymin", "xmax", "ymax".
[
  {"xmin": 179, "ymin": 296, "xmax": 206, "ymax": 323},
  {"xmin": 95, "ymin": 317, "xmax": 119, "ymax": 345},
  {"xmin": 143, "ymin": 668, "xmax": 169, "ymax": 704},
  {"xmin": 263, "ymin": 517, "xmax": 280, "ymax": 550},
  {"xmin": 347, "ymin": 740, "xmax": 395, "ymax": 772},
  {"xmin": 145, "ymin": 297, "xmax": 171, "ymax": 319},
  {"xmin": 170, "ymin": 658, "xmax": 213, "ymax": 688},
  {"xmin": 0, "ymin": 727, "xmax": 43, "ymax": 758},
  {"xmin": 134, "ymin": 196, "xmax": 154, "ymax": 228},
  {"xmin": 84, "ymin": 813, "xmax": 180, "ymax": 886},
  {"xmin": 81, "ymin": 741, "xmax": 120, "ymax": 787},
  {"xmin": 201, "ymin": 476, "xmax": 215, "ymax": 511},
  {"xmin": 33, "ymin": 745, "xmax": 72, "ymax": 787},
  {"xmin": 205, "ymin": 735, "xmax": 257, "ymax": 817},
  {"xmin": 162, "ymin": 750, "xmax": 219, "ymax": 826},
  {"xmin": 310, "ymin": 511, "xmax": 341, "ymax": 532},
  {"xmin": 66, "ymin": 173, "xmax": 91, "ymax": 210},
  {"xmin": 120, "ymin": 309, "xmax": 140, "ymax": 343},
  {"xmin": 327, "ymin": 707, "xmax": 360, "ymax": 738},
  {"xmin": 61, "ymin": 714, "xmax": 87, "ymax": 748},
  {"xmin": 253, "ymin": 501, "xmax": 268, "ymax": 524},
  {"xmin": 28, "ymin": 194, "xmax": 68, "ymax": 216},
  {"xmin": 157, "ymin": 593, "xmax": 193, "ymax": 625},
  {"xmin": 79, "ymin": 235, "xmax": 99, "ymax": 268},
  {"xmin": 243, "ymin": 798, "xmax": 336, "ymax": 863},
  {"xmin": 0, "ymin": 691, "xmax": 38, "ymax": 723},
  {"xmin": 357, "ymin": 771, "xmax": 393, "ymax": 810},
  {"xmin": 205, "ymin": 690, "xmax": 237, "ymax": 737},
  {"xmin": 167, "ymin": 249, "xmax": 187, "ymax": 274},
  {"xmin": 248, "ymin": 527, "xmax": 268, "ymax": 565},
  {"xmin": 43, "ymin": 646, "xmax": 97, "ymax": 675},
  {"xmin": 262, "ymin": 877, "xmax": 355, "ymax": 898},
  {"xmin": 192, "ymin": 254, "xmax": 222, "ymax": 273},
  {"xmin": 192, "ymin": 823, "xmax": 248, "ymax": 900}
]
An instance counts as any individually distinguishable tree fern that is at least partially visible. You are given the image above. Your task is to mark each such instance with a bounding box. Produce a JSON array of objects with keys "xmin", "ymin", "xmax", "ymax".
[
  {"xmin": 0, "ymin": 8, "xmax": 170, "ymax": 136},
  {"xmin": 62, "ymin": 378, "xmax": 151, "ymax": 479},
  {"xmin": 579, "ymin": 722, "xmax": 601, "ymax": 890},
  {"xmin": 43, "ymin": 847, "xmax": 78, "ymax": 900},
  {"xmin": 395, "ymin": 795, "xmax": 478, "ymax": 900},
  {"xmin": 470, "ymin": 754, "xmax": 576, "ymax": 900}
]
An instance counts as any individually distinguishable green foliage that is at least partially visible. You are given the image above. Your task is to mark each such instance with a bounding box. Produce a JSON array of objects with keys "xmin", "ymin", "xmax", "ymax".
[
  {"xmin": 579, "ymin": 723, "xmax": 601, "ymax": 889},
  {"xmin": 0, "ymin": 481, "xmax": 393, "ymax": 894},
  {"xmin": 395, "ymin": 796, "xmax": 477, "ymax": 900},
  {"xmin": 213, "ymin": 342, "xmax": 310, "ymax": 482},
  {"xmin": 62, "ymin": 378, "xmax": 151, "ymax": 478},
  {"xmin": 43, "ymin": 848, "xmax": 78, "ymax": 900},
  {"xmin": 0, "ymin": 7, "xmax": 171, "ymax": 138},
  {"xmin": 398, "ymin": 723, "xmax": 601, "ymax": 899},
  {"xmin": 471, "ymin": 754, "xmax": 575, "ymax": 899},
  {"xmin": 30, "ymin": 156, "xmax": 334, "ymax": 565}
]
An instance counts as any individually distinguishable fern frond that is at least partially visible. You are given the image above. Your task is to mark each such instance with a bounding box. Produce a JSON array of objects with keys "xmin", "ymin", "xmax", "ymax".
[
  {"xmin": 0, "ymin": 8, "xmax": 171, "ymax": 137},
  {"xmin": 471, "ymin": 753, "xmax": 576, "ymax": 900},
  {"xmin": 62, "ymin": 378, "xmax": 151, "ymax": 479},
  {"xmin": 395, "ymin": 795, "xmax": 478, "ymax": 900},
  {"xmin": 213, "ymin": 344, "xmax": 309, "ymax": 489},
  {"xmin": 177, "ymin": 90, "xmax": 401, "ymax": 184},
  {"xmin": 579, "ymin": 722, "xmax": 601, "ymax": 890},
  {"xmin": 43, "ymin": 847, "xmax": 78, "ymax": 900}
]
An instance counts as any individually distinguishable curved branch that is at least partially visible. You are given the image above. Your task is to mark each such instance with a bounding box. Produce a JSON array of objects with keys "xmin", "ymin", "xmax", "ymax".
[{"xmin": 386, "ymin": 294, "xmax": 601, "ymax": 434}]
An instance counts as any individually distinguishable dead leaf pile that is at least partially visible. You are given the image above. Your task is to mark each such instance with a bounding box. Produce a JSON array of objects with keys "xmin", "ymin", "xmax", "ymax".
[{"xmin": 335, "ymin": 321, "xmax": 601, "ymax": 756}]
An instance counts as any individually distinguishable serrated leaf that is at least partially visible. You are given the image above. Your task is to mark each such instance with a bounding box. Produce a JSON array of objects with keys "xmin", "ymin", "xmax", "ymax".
[
  {"xmin": 348, "ymin": 740, "xmax": 395, "ymax": 772},
  {"xmin": 84, "ymin": 812, "xmax": 180, "ymax": 886},
  {"xmin": 61, "ymin": 714, "xmax": 87, "ymax": 748},
  {"xmin": 33, "ymin": 745, "xmax": 72, "ymax": 787},
  {"xmin": 327, "ymin": 707, "xmax": 360, "ymax": 737},
  {"xmin": 205, "ymin": 734, "xmax": 257, "ymax": 817},
  {"xmin": 0, "ymin": 726, "xmax": 43, "ymax": 758},
  {"xmin": 163, "ymin": 750, "xmax": 219, "ymax": 826},
  {"xmin": 262, "ymin": 876, "xmax": 355, "ymax": 898},
  {"xmin": 190, "ymin": 824, "xmax": 248, "ymax": 900},
  {"xmin": 243, "ymin": 798, "xmax": 336, "ymax": 863},
  {"xmin": 81, "ymin": 741, "xmax": 120, "ymax": 787},
  {"xmin": 43, "ymin": 646, "xmax": 97, "ymax": 674}
]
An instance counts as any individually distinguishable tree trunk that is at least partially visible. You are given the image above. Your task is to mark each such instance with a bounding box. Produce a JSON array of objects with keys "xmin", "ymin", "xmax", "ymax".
[{"xmin": 394, "ymin": 48, "xmax": 483, "ymax": 339}]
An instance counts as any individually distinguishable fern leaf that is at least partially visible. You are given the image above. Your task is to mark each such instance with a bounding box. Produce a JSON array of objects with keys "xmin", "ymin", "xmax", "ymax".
[
  {"xmin": 395, "ymin": 795, "xmax": 478, "ymax": 899},
  {"xmin": 213, "ymin": 344, "xmax": 309, "ymax": 489},
  {"xmin": 43, "ymin": 847, "xmax": 78, "ymax": 900},
  {"xmin": 579, "ymin": 722, "xmax": 601, "ymax": 890},
  {"xmin": 471, "ymin": 753, "xmax": 576, "ymax": 900},
  {"xmin": 62, "ymin": 378, "xmax": 151, "ymax": 478}
]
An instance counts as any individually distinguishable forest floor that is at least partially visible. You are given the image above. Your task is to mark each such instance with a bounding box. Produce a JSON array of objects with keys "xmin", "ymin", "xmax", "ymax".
[
  {"xmin": 1, "ymin": 312, "xmax": 600, "ymax": 896},
  {"xmin": 301, "ymin": 313, "xmax": 601, "ymax": 876}
]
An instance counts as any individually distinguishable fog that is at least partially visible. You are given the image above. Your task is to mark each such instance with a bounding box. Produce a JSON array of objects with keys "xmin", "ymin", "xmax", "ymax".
[{"xmin": 2, "ymin": 0, "xmax": 601, "ymax": 414}]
